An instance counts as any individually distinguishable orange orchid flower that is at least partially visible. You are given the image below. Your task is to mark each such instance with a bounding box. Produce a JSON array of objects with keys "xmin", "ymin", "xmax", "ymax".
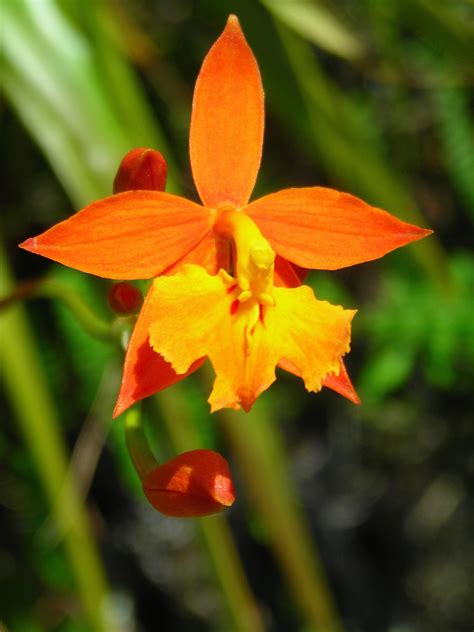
[{"xmin": 20, "ymin": 16, "xmax": 431, "ymax": 415}]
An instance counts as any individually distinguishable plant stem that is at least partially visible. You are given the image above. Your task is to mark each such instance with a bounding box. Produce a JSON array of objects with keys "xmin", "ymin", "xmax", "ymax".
[
  {"xmin": 124, "ymin": 408, "xmax": 157, "ymax": 480},
  {"xmin": 41, "ymin": 278, "xmax": 121, "ymax": 342},
  {"xmin": 0, "ymin": 276, "xmax": 122, "ymax": 342},
  {"xmin": 156, "ymin": 385, "xmax": 265, "ymax": 632}
]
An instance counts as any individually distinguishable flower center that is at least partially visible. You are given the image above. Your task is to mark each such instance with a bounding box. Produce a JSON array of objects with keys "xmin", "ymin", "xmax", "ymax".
[
  {"xmin": 214, "ymin": 210, "xmax": 275, "ymax": 307},
  {"xmin": 215, "ymin": 210, "xmax": 276, "ymax": 352}
]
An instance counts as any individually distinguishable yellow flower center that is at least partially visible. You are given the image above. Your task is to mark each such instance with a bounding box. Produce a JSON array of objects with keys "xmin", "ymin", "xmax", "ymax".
[
  {"xmin": 215, "ymin": 209, "xmax": 275, "ymax": 305},
  {"xmin": 215, "ymin": 209, "xmax": 276, "ymax": 352}
]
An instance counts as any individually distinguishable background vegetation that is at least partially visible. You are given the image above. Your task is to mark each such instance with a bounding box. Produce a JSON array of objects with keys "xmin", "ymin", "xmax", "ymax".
[{"xmin": 1, "ymin": 1, "xmax": 473, "ymax": 631}]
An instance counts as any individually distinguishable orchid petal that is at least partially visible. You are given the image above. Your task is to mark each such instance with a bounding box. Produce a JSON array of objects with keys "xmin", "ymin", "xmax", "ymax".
[
  {"xmin": 113, "ymin": 286, "xmax": 203, "ymax": 418},
  {"xmin": 190, "ymin": 15, "xmax": 264, "ymax": 209},
  {"xmin": 321, "ymin": 359, "xmax": 361, "ymax": 404},
  {"xmin": 279, "ymin": 356, "xmax": 360, "ymax": 404},
  {"xmin": 246, "ymin": 187, "xmax": 432, "ymax": 270},
  {"xmin": 20, "ymin": 191, "xmax": 212, "ymax": 279}
]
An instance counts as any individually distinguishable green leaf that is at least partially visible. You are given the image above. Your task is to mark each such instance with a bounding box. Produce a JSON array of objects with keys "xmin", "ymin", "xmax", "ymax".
[{"xmin": 260, "ymin": 0, "xmax": 365, "ymax": 60}]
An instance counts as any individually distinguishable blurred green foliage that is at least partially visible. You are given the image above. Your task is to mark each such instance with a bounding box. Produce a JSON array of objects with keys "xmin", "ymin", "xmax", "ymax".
[{"xmin": 1, "ymin": 1, "xmax": 473, "ymax": 631}]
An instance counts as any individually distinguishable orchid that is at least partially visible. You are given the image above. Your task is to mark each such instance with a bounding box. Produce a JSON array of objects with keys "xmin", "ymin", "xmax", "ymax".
[{"xmin": 20, "ymin": 15, "xmax": 431, "ymax": 415}]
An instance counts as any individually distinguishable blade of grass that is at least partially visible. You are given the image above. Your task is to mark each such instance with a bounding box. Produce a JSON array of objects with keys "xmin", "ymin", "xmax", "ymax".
[
  {"xmin": 433, "ymin": 88, "xmax": 474, "ymax": 220},
  {"xmin": 218, "ymin": 400, "xmax": 344, "ymax": 632},
  {"xmin": 1, "ymin": 0, "xmax": 178, "ymax": 203},
  {"xmin": 0, "ymin": 245, "xmax": 111, "ymax": 632},
  {"xmin": 260, "ymin": 0, "xmax": 365, "ymax": 60},
  {"xmin": 2, "ymin": 65, "xmax": 105, "ymax": 203}
]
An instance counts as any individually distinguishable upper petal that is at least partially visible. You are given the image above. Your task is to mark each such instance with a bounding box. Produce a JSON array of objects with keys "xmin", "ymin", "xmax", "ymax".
[
  {"xmin": 189, "ymin": 15, "xmax": 264, "ymax": 209},
  {"xmin": 20, "ymin": 191, "xmax": 213, "ymax": 280},
  {"xmin": 246, "ymin": 188, "xmax": 432, "ymax": 270},
  {"xmin": 113, "ymin": 285, "xmax": 203, "ymax": 418}
]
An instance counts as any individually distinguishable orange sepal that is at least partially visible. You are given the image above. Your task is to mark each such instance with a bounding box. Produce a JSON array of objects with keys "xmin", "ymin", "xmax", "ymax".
[
  {"xmin": 279, "ymin": 356, "xmax": 360, "ymax": 405},
  {"xmin": 190, "ymin": 15, "xmax": 264, "ymax": 209},
  {"xmin": 246, "ymin": 187, "xmax": 433, "ymax": 270},
  {"xmin": 113, "ymin": 286, "xmax": 203, "ymax": 418},
  {"xmin": 142, "ymin": 449, "xmax": 235, "ymax": 517},
  {"xmin": 322, "ymin": 360, "xmax": 361, "ymax": 405},
  {"xmin": 20, "ymin": 191, "xmax": 212, "ymax": 280}
]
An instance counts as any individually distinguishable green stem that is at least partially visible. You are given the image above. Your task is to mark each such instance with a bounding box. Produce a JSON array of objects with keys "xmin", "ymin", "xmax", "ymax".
[
  {"xmin": 40, "ymin": 278, "xmax": 122, "ymax": 342},
  {"xmin": 218, "ymin": 398, "xmax": 345, "ymax": 632},
  {"xmin": 156, "ymin": 385, "xmax": 265, "ymax": 632},
  {"xmin": 0, "ymin": 276, "xmax": 122, "ymax": 343},
  {"xmin": 0, "ymin": 247, "xmax": 110, "ymax": 632},
  {"xmin": 124, "ymin": 408, "xmax": 157, "ymax": 480}
]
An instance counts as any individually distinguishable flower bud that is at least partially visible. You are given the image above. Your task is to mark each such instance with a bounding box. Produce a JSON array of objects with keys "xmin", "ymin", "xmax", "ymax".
[
  {"xmin": 108, "ymin": 282, "xmax": 143, "ymax": 314},
  {"xmin": 113, "ymin": 147, "xmax": 168, "ymax": 193},
  {"xmin": 142, "ymin": 449, "xmax": 236, "ymax": 517}
]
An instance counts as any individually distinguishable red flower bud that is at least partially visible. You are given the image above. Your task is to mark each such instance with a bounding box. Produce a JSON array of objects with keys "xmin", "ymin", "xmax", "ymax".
[
  {"xmin": 108, "ymin": 282, "xmax": 143, "ymax": 314},
  {"xmin": 113, "ymin": 147, "xmax": 168, "ymax": 193},
  {"xmin": 142, "ymin": 449, "xmax": 236, "ymax": 517}
]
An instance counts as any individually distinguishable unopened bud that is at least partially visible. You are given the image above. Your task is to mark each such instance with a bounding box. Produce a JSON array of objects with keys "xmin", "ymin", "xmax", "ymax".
[
  {"xmin": 113, "ymin": 147, "xmax": 168, "ymax": 193},
  {"xmin": 108, "ymin": 282, "xmax": 143, "ymax": 314},
  {"xmin": 142, "ymin": 449, "xmax": 236, "ymax": 517}
]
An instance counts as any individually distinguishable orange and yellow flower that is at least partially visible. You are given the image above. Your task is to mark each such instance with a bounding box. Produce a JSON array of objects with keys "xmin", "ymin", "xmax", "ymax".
[{"xmin": 20, "ymin": 16, "xmax": 431, "ymax": 415}]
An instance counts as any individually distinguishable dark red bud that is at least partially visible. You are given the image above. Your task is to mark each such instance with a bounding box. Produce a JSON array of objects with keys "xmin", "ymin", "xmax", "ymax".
[
  {"xmin": 142, "ymin": 449, "xmax": 236, "ymax": 517},
  {"xmin": 108, "ymin": 282, "xmax": 143, "ymax": 314},
  {"xmin": 113, "ymin": 148, "xmax": 168, "ymax": 193}
]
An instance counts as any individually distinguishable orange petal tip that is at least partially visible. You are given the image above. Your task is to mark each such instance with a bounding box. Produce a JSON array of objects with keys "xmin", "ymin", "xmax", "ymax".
[
  {"xmin": 226, "ymin": 14, "xmax": 240, "ymax": 28},
  {"xmin": 142, "ymin": 449, "xmax": 236, "ymax": 518},
  {"xmin": 322, "ymin": 358, "xmax": 361, "ymax": 405},
  {"xmin": 19, "ymin": 237, "xmax": 36, "ymax": 252}
]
